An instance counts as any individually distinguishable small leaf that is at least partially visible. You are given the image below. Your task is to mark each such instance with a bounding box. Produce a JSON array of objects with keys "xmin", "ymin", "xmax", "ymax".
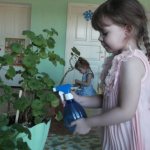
[
  {"xmin": 51, "ymin": 96, "xmax": 59, "ymax": 107},
  {"xmin": 47, "ymin": 37, "xmax": 55, "ymax": 48},
  {"xmin": 39, "ymin": 49, "xmax": 48, "ymax": 59},
  {"xmin": 72, "ymin": 47, "xmax": 80, "ymax": 56},
  {"xmin": 5, "ymin": 66, "xmax": 16, "ymax": 79},
  {"xmin": 51, "ymin": 28, "xmax": 58, "ymax": 36},
  {"xmin": 55, "ymin": 111, "xmax": 63, "ymax": 121}
]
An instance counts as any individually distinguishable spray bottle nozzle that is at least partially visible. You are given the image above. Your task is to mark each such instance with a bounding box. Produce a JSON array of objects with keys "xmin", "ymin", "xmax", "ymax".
[
  {"xmin": 53, "ymin": 84, "xmax": 75, "ymax": 103},
  {"xmin": 53, "ymin": 84, "xmax": 72, "ymax": 94}
]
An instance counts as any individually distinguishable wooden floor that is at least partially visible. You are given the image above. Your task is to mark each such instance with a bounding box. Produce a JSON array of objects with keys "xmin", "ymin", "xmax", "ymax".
[{"xmin": 45, "ymin": 117, "xmax": 102, "ymax": 150}]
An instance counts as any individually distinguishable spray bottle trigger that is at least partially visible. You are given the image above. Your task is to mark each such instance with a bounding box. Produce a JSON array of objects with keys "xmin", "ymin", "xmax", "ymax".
[{"xmin": 58, "ymin": 91, "xmax": 64, "ymax": 103}]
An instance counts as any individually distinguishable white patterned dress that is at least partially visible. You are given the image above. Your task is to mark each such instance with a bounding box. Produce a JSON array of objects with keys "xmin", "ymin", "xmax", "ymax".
[{"xmin": 102, "ymin": 49, "xmax": 150, "ymax": 150}]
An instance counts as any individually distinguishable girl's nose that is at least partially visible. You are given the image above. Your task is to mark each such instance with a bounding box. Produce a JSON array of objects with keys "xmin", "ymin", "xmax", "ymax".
[{"xmin": 98, "ymin": 34, "xmax": 103, "ymax": 42}]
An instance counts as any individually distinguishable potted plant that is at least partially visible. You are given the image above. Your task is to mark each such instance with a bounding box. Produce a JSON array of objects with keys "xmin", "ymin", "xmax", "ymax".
[{"xmin": 0, "ymin": 28, "xmax": 64, "ymax": 150}]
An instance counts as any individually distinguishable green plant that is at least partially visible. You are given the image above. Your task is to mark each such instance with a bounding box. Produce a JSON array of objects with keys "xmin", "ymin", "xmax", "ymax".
[{"xmin": 0, "ymin": 28, "xmax": 65, "ymax": 149}]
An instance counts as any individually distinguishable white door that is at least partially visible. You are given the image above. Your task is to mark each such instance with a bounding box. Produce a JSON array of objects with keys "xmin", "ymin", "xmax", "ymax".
[
  {"xmin": 64, "ymin": 3, "xmax": 107, "ymax": 92},
  {"xmin": 0, "ymin": 3, "xmax": 31, "ymax": 86}
]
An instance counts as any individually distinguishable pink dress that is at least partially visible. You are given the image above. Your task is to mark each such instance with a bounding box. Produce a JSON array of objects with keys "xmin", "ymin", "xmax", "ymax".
[{"xmin": 102, "ymin": 49, "xmax": 150, "ymax": 150}]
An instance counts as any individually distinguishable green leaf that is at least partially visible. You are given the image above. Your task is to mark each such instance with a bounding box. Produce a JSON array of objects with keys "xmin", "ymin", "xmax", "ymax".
[
  {"xmin": 0, "ymin": 139, "xmax": 16, "ymax": 150},
  {"xmin": 13, "ymin": 96, "xmax": 31, "ymax": 112},
  {"xmin": 12, "ymin": 124, "xmax": 31, "ymax": 140},
  {"xmin": 32, "ymin": 34, "xmax": 47, "ymax": 48},
  {"xmin": 72, "ymin": 47, "xmax": 80, "ymax": 56},
  {"xmin": 59, "ymin": 58, "xmax": 65, "ymax": 66},
  {"xmin": 11, "ymin": 43, "xmax": 23, "ymax": 54},
  {"xmin": 3, "ymin": 54, "xmax": 14, "ymax": 65},
  {"xmin": 0, "ymin": 114, "xmax": 9, "ymax": 126},
  {"xmin": 50, "ymin": 95, "xmax": 59, "ymax": 107},
  {"xmin": 27, "ymin": 67, "xmax": 38, "ymax": 76},
  {"xmin": 48, "ymin": 52, "xmax": 65, "ymax": 66},
  {"xmin": 17, "ymin": 138, "xmax": 30, "ymax": 150},
  {"xmin": 3, "ymin": 85, "xmax": 12, "ymax": 94},
  {"xmin": 22, "ymin": 30, "xmax": 35, "ymax": 40},
  {"xmin": 31, "ymin": 99, "xmax": 44, "ymax": 111},
  {"xmin": 34, "ymin": 116, "xmax": 43, "ymax": 124},
  {"xmin": 41, "ymin": 73, "xmax": 55, "ymax": 87},
  {"xmin": 5, "ymin": 66, "xmax": 16, "ymax": 79},
  {"xmin": 43, "ymin": 28, "xmax": 58, "ymax": 36},
  {"xmin": 55, "ymin": 111, "xmax": 63, "ymax": 121},
  {"xmin": 0, "ymin": 94, "xmax": 12, "ymax": 105},
  {"xmin": 0, "ymin": 56, "xmax": 5, "ymax": 65},
  {"xmin": 31, "ymin": 100, "xmax": 45, "ymax": 119},
  {"xmin": 22, "ymin": 54, "xmax": 39, "ymax": 68},
  {"xmin": 27, "ymin": 78, "xmax": 45, "ymax": 90},
  {"xmin": 48, "ymin": 51, "xmax": 57, "ymax": 66},
  {"xmin": 47, "ymin": 37, "xmax": 55, "ymax": 48},
  {"xmin": 51, "ymin": 28, "xmax": 58, "ymax": 36},
  {"xmin": 39, "ymin": 49, "xmax": 48, "ymax": 59}
]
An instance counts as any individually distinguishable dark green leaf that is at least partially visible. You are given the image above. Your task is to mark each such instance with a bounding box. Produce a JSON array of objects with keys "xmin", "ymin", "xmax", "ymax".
[
  {"xmin": 11, "ymin": 43, "xmax": 23, "ymax": 54},
  {"xmin": 47, "ymin": 37, "xmax": 55, "ymax": 48},
  {"xmin": 5, "ymin": 66, "xmax": 16, "ymax": 79},
  {"xmin": 39, "ymin": 48, "xmax": 48, "ymax": 59},
  {"xmin": 51, "ymin": 28, "xmax": 58, "ymax": 36},
  {"xmin": 22, "ymin": 30, "xmax": 35, "ymax": 40},
  {"xmin": 17, "ymin": 138, "xmax": 30, "ymax": 150},
  {"xmin": 0, "ymin": 114, "xmax": 9, "ymax": 126},
  {"xmin": 72, "ymin": 47, "xmax": 80, "ymax": 56},
  {"xmin": 22, "ymin": 54, "xmax": 39, "ymax": 68},
  {"xmin": 32, "ymin": 34, "xmax": 47, "ymax": 48},
  {"xmin": 12, "ymin": 124, "xmax": 31, "ymax": 140},
  {"xmin": 13, "ymin": 96, "xmax": 31, "ymax": 112}
]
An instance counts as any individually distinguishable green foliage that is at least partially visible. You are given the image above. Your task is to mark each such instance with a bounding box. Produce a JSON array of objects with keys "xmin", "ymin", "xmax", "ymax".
[
  {"xmin": 0, "ymin": 114, "xmax": 31, "ymax": 150},
  {"xmin": 0, "ymin": 28, "xmax": 65, "ymax": 149}
]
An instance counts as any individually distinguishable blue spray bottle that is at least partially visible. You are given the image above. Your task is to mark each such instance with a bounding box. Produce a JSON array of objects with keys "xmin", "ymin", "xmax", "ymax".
[{"xmin": 53, "ymin": 84, "xmax": 87, "ymax": 132}]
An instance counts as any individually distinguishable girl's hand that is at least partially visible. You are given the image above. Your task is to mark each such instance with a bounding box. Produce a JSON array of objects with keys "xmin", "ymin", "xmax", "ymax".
[
  {"xmin": 75, "ymin": 79, "xmax": 81, "ymax": 85},
  {"xmin": 70, "ymin": 118, "xmax": 91, "ymax": 135},
  {"xmin": 71, "ymin": 90, "xmax": 79, "ymax": 102}
]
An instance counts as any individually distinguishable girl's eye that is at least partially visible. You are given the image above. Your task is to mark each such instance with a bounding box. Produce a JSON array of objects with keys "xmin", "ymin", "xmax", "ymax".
[{"xmin": 102, "ymin": 32, "xmax": 108, "ymax": 36}]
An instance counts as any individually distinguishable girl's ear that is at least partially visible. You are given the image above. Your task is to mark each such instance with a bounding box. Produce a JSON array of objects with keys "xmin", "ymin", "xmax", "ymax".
[{"xmin": 124, "ymin": 25, "xmax": 133, "ymax": 36}]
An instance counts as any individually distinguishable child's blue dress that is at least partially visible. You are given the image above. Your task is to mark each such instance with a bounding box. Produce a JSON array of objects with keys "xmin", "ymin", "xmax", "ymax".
[{"xmin": 75, "ymin": 69, "xmax": 96, "ymax": 96}]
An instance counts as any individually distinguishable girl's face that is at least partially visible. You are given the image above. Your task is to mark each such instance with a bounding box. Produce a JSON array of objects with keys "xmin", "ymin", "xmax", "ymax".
[
  {"xmin": 98, "ymin": 17, "xmax": 128, "ymax": 53},
  {"xmin": 77, "ymin": 67, "xmax": 87, "ymax": 74}
]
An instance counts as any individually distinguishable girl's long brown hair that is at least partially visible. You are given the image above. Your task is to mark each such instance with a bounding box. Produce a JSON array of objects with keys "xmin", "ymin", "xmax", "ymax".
[{"xmin": 91, "ymin": 0, "xmax": 150, "ymax": 59}]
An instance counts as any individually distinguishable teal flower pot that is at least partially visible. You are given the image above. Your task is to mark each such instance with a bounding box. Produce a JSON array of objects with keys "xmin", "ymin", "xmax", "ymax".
[{"xmin": 19, "ymin": 120, "xmax": 51, "ymax": 150}]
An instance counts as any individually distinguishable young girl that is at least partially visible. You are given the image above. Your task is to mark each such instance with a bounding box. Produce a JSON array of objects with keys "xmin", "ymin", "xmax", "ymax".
[
  {"xmin": 74, "ymin": 57, "xmax": 96, "ymax": 96},
  {"xmin": 71, "ymin": 0, "xmax": 150, "ymax": 149}
]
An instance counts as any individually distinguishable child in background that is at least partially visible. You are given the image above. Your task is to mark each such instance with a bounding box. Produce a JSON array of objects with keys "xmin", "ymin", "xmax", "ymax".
[
  {"xmin": 74, "ymin": 57, "xmax": 96, "ymax": 96},
  {"xmin": 71, "ymin": 0, "xmax": 150, "ymax": 149}
]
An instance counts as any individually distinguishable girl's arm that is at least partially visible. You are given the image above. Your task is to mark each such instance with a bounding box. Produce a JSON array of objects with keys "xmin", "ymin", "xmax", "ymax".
[
  {"xmin": 72, "ymin": 91, "xmax": 103, "ymax": 108},
  {"xmin": 88, "ymin": 57, "xmax": 145, "ymax": 125},
  {"xmin": 75, "ymin": 73, "xmax": 93, "ymax": 86},
  {"xmin": 72, "ymin": 57, "xmax": 145, "ymax": 134}
]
